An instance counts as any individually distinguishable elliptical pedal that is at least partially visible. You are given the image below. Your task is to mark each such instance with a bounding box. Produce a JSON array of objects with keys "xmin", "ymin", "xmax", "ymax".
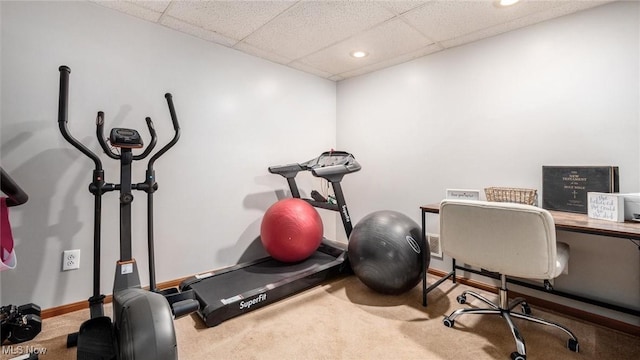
[{"xmin": 76, "ymin": 317, "xmax": 116, "ymax": 360}]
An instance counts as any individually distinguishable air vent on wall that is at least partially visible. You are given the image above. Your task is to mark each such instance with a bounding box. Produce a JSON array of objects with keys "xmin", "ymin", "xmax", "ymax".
[{"xmin": 428, "ymin": 233, "xmax": 442, "ymax": 259}]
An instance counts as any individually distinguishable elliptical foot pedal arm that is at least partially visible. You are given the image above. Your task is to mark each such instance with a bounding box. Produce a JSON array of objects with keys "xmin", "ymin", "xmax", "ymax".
[
  {"xmin": 172, "ymin": 299, "xmax": 200, "ymax": 319},
  {"xmin": 157, "ymin": 287, "xmax": 200, "ymax": 318}
]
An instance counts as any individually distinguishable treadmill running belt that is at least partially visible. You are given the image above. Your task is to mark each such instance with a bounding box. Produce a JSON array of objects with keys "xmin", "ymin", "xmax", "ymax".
[{"xmin": 189, "ymin": 251, "xmax": 337, "ymax": 302}]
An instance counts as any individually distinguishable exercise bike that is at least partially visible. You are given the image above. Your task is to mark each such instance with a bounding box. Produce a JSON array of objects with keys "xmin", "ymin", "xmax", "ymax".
[{"xmin": 58, "ymin": 66, "xmax": 198, "ymax": 360}]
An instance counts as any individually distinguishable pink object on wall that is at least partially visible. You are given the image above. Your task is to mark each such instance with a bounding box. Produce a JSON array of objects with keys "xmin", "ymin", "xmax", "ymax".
[{"xmin": 1, "ymin": 197, "xmax": 17, "ymax": 271}]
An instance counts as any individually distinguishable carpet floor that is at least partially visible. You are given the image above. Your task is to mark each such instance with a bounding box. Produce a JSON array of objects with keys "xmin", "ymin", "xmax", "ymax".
[{"xmin": 2, "ymin": 274, "xmax": 639, "ymax": 360}]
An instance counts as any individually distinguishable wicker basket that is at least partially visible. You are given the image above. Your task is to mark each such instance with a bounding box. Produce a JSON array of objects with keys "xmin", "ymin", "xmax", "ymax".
[{"xmin": 484, "ymin": 187, "xmax": 537, "ymax": 205}]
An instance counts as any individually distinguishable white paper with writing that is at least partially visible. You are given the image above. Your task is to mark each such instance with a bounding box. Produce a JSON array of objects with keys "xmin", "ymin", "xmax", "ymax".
[{"xmin": 587, "ymin": 192, "xmax": 624, "ymax": 222}]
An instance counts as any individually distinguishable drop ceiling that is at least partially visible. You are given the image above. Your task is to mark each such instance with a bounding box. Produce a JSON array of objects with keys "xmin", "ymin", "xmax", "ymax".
[{"xmin": 94, "ymin": 0, "xmax": 614, "ymax": 81}]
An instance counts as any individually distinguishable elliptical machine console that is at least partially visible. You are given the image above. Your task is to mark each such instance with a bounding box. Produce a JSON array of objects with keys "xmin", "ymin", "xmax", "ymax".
[
  {"xmin": 58, "ymin": 66, "xmax": 198, "ymax": 360},
  {"xmin": 110, "ymin": 128, "xmax": 143, "ymax": 148}
]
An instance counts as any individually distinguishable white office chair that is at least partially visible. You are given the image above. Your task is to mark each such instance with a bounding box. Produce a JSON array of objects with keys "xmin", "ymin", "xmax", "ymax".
[{"xmin": 439, "ymin": 199, "xmax": 579, "ymax": 360}]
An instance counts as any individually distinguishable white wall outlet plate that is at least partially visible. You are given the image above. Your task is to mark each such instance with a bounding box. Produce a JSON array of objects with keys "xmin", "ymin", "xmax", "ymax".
[{"xmin": 62, "ymin": 249, "xmax": 81, "ymax": 271}]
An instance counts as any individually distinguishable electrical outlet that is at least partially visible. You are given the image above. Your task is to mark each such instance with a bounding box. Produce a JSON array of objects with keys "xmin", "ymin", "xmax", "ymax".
[{"xmin": 62, "ymin": 249, "xmax": 81, "ymax": 271}]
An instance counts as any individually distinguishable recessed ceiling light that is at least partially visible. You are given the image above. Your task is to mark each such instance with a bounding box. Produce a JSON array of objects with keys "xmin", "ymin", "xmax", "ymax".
[
  {"xmin": 350, "ymin": 51, "xmax": 369, "ymax": 58},
  {"xmin": 499, "ymin": 0, "xmax": 520, "ymax": 6}
]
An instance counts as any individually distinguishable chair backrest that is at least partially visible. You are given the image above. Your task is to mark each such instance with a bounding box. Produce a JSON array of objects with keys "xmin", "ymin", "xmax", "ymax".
[{"xmin": 440, "ymin": 199, "xmax": 559, "ymax": 279}]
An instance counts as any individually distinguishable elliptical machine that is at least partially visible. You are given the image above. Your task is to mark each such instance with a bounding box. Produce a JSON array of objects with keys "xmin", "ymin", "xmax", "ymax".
[{"xmin": 58, "ymin": 66, "xmax": 198, "ymax": 360}]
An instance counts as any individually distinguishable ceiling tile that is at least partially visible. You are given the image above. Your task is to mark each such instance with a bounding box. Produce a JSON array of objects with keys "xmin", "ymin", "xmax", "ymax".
[
  {"xmin": 439, "ymin": 0, "xmax": 613, "ymax": 49},
  {"xmin": 165, "ymin": 1, "xmax": 296, "ymax": 40},
  {"xmin": 93, "ymin": 0, "xmax": 165, "ymax": 22},
  {"xmin": 337, "ymin": 43, "xmax": 442, "ymax": 78},
  {"xmin": 381, "ymin": 0, "xmax": 428, "ymax": 15},
  {"xmin": 287, "ymin": 61, "xmax": 336, "ymax": 79},
  {"xmin": 160, "ymin": 15, "xmax": 238, "ymax": 47},
  {"xmin": 234, "ymin": 41, "xmax": 293, "ymax": 65},
  {"xmin": 242, "ymin": 1, "xmax": 397, "ymax": 61},
  {"xmin": 129, "ymin": 0, "xmax": 171, "ymax": 13},
  {"xmin": 328, "ymin": 74, "xmax": 346, "ymax": 81},
  {"xmin": 402, "ymin": 0, "xmax": 567, "ymax": 43},
  {"xmin": 297, "ymin": 17, "xmax": 433, "ymax": 75}
]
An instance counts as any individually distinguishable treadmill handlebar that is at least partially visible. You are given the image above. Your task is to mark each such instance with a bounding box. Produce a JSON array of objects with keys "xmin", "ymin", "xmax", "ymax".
[
  {"xmin": 268, "ymin": 163, "xmax": 304, "ymax": 178},
  {"xmin": 311, "ymin": 162, "xmax": 361, "ymax": 178}
]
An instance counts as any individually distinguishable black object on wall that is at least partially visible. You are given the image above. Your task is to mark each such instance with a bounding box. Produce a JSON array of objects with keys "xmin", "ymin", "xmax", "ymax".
[{"xmin": 1, "ymin": 167, "xmax": 28, "ymax": 207}]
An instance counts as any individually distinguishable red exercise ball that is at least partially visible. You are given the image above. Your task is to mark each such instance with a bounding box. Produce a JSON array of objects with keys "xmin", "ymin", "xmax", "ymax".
[{"xmin": 260, "ymin": 198, "xmax": 323, "ymax": 263}]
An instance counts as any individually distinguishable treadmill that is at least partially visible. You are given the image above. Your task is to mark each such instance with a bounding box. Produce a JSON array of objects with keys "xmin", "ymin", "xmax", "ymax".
[{"xmin": 180, "ymin": 151, "xmax": 361, "ymax": 327}]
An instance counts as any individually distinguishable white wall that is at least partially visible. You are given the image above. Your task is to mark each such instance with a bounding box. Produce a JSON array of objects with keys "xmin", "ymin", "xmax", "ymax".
[
  {"xmin": 1, "ymin": 1, "xmax": 337, "ymax": 309},
  {"xmin": 337, "ymin": 1, "xmax": 639, "ymax": 325}
]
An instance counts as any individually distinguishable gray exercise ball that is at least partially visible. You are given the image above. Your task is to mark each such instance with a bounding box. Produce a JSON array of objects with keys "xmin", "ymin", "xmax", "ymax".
[{"xmin": 348, "ymin": 210, "xmax": 429, "ymax": 295}]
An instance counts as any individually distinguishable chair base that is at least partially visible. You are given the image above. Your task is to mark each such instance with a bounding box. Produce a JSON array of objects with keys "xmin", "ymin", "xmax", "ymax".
[{"xmin": 443, "ymin": 275, "xmax": 579, "ymax": 359}]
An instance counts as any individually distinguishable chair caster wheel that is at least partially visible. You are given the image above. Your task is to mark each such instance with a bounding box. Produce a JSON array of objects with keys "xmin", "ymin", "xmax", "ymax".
[
  {"xmin": 443, "ymin": 318, "xmax": 454, "ymax": 327},
  {"xmin": 568, "ymin": 338, "xmax": 579, "ymax": 352},
  {"xmin": 521, "ymin": 303, "xmax": 531, "ymax": 315},
  {"xmin": 510, "ymin": 352, "xmax": 526, "ymax": 360},
  {"xmin": 456, "ymin": 295, "xmax": 466, "ymax": 304}
]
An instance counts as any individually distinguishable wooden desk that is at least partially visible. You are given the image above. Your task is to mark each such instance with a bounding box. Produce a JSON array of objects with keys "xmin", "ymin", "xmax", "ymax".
[
  {"xmin": 420, "ymin": 203, "xmax": 640, "ymax": 317},
  {"xmin": 421, "ymin": 203, "xmax": 640, "ymax": 240}
]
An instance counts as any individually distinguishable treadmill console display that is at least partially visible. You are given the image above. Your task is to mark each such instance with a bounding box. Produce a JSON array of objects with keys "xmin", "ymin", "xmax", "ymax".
[{"xmin": 306, "ymin": 151, "xmax": 354, "ymax": 169}]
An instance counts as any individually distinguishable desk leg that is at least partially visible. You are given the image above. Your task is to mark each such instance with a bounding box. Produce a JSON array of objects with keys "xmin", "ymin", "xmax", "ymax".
[
  {"xmin": 422, "ymin": 208, "xmax": 457, "ymax": 307},
  {"xmin": 422, "ymin": 209, "xmax": 427, "ymax": 306},
  {"xmin": 452, "ymin": 258, "xmax": 457, "ymax": 283}
]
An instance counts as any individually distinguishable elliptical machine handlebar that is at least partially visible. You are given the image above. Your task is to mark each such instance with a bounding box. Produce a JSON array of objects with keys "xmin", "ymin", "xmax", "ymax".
[
  {"xmin": 135, "ymin": 117, "xmax": 159, "ymax": 161},
  {"xmin": 95, "ymin": 112, "xmax": 116, "ymax": 160},
  {"xmin": 58, "ymin": 65, "xmax": 103, "ymax": 171},
  {"xmin": 148, "ymin": 93, "xmax": 181, "ymax": 170},
  {"xmin": 58, "ymin": 65, "xmax": 180, "ymax": 169},
  {"xmin": 165, "ymin": 93, "xmax": 180, "ymax": 132}
]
